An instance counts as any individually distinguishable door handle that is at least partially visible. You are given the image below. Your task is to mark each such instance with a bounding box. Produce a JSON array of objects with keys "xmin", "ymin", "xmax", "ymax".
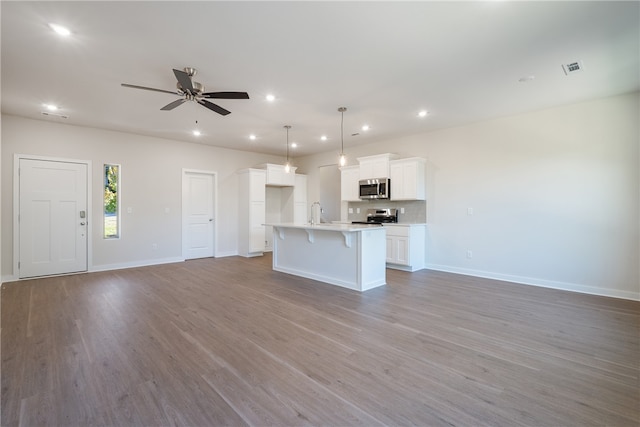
[
  {"xmin": 209, "ymin": 218, "xmax": 213, "ymax": 222},
  {"xmin": 80, "ymin": 222, "xmax": 86, "ymax": 226}
]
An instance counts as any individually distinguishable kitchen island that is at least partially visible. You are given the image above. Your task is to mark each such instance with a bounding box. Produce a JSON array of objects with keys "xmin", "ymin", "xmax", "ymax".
[{"xmin": 266, "ymin": 223, "xmax": 386, "ymax": 291}]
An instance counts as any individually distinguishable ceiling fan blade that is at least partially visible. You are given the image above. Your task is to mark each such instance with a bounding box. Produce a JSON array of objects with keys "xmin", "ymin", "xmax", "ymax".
[
  {"xmin": 202, "ymin": 91, "xmax": 250, "ymax": 99},
  {"xmin": 198, "ymin": 99, "xmax": 231, "ymax": 116},
  {"xmin": 121, "ymin": 83, "xmax": 177, "ymax": 95},
  {"xmin": 160, "ymin": 98, "xmax": 186, "ymax": 111},
  {"xmin": 173, "ymin": 69, "xmax": 194, "ymax": 93}
]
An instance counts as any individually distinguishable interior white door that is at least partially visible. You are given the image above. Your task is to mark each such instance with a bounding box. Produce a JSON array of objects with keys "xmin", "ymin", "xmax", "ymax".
[
  {"xmin": 183, "ymin": 172, "xmax": 215, "ymax": 259},
  {"xmin": 19, "ymin": 158, "xmax": 88, "ymax": 278}
]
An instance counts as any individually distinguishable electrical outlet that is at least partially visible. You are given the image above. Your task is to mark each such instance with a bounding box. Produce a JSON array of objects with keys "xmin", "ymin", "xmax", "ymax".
[
  {"xmin": 466, "ymin": 250, "xmax": 473, "ymax": 259},
  {"xmin": 348, "ymin": 208, "xmax": 353, "ymax": 214},
  {"xmin": 400, "ymin": 207, "xmax": 405, "ymax": 214},
  {"xmin": 356, "ymin": 208, "xmax": 360, "ymax": 214},
  {"xmin": 152, "ymin": 243, "xmax": 158, "ymax": 250},
  {"xmin": 467, "ymin": 207, "xmax": 473, "ymax": 215}
]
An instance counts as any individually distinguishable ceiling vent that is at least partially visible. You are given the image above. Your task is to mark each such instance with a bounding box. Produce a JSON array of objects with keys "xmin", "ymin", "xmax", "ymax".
[{"xmin": 562, "ymin": 60, "xmax": 584, "ymax": 75}]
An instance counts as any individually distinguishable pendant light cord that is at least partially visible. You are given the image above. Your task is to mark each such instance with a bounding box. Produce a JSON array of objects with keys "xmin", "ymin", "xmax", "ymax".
[{"xmin": 341, "ymin": 110, "xmax": 344, "ymax": 155}]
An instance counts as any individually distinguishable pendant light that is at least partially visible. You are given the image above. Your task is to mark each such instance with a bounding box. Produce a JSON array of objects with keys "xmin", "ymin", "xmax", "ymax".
[
  {"xmin": 338, "ymin": 107, "xmax": 347, "ymax": 166},
  {"xmin": 284, "ymin": 125, "xmax": 292, "ymax": 173}
]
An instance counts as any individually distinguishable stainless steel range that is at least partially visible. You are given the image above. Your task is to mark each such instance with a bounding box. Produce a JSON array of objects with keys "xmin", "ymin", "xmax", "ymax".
[{"xmin": 352, "ymin": 208, "xmax": 398, "ymax": 225}]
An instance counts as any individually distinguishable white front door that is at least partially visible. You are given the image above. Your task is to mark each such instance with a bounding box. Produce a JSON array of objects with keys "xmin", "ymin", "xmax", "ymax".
[
  {"xmin": 19, "ymin": 158, "xmax": 88, "ymax": 278},
  {"xmin": 183, "ymin": 171, "xmax": 215, "ymax": 259}
]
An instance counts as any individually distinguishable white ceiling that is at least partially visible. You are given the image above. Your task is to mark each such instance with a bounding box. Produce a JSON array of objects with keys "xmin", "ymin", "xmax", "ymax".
[{"xmin": 2, "ymin": 1, "xmax": 638, "ymax": 158}]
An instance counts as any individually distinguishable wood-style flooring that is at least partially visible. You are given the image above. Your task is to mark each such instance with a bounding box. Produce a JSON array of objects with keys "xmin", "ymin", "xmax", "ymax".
[{"xmin": 2, "ymin": 254, "xmax": 639, "ymax": 426}]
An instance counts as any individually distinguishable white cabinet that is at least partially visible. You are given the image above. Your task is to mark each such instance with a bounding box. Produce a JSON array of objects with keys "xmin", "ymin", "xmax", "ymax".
[
  {"xmin": 357, "ymin": 153, "xmax": 398, "ymax": 179},
  {"xmin": 238, "ymin": 168, "xmax": 266, "ymax": 257},
  {"xmin": 384, "ymin": 224, "xmax": 426, "ymax": 272},
  {"xmin": 390, "ymin": 158, "xmax": 426, "ymax": 200},
  {"xmin": 262, "ymin": 163, "xmax": 297, "ymax": 187},
  {"xmin": 293, "ymin": 174, "xmax": 308, "ymax": 223},
  {"xmin": 340, "ymin": 165, "xmax": 360, "ymax": 201}
]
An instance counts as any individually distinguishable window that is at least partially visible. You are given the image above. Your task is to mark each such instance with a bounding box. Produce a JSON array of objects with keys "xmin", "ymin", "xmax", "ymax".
[{"xmin": 104, "ymin": 164, "xmax": 120, "ymax": 239}]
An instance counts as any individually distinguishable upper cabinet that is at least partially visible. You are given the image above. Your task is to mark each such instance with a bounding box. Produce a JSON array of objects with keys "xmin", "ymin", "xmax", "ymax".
[
  {"xmin": 390, "ymin": 157, "xmax": 426, "ymax": 200},
  {"xmin": 357, "ymin": 153, "xmax": 399, "ymax": 180},
  {"xmin": 261, "ymin": 163, "xmax": 297, "ymax": 187},
  {"xmin": 340, "ymin": 165, "xmax": 360, "ymax": 201}
]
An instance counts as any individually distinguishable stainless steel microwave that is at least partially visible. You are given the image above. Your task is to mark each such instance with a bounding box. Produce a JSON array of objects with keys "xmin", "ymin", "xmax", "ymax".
[{"xmin": 359, "ymin": 178, "xmax": 390, "ymax": 199}]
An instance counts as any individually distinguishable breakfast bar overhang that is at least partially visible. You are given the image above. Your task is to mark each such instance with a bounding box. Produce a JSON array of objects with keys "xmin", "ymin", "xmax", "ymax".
[{"xmin": 267, "ymin": 223, "xmax": 386, "ymax": 292}]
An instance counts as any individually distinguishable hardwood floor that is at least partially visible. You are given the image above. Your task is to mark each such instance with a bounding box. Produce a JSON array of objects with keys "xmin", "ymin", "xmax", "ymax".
[{"xmin": 2, "ymin": 254, "xmax": 638, "ymax": 426}]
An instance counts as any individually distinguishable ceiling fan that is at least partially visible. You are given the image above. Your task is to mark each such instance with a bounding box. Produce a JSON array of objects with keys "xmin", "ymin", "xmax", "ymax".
[{"xmin": 121, "ymin": 67, "xmax": 249, "ymax": 116}]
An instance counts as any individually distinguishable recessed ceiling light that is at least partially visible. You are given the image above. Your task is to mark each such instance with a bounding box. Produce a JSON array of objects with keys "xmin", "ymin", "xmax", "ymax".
[
  {"xmin": 192, "ymin": 130, "xmax": 201, "ymax": 136},
  {"xmin": 48, "ymin": 23, "xmax": 71, "ymax": 36},
  {"xmin": 249, "ymin": 134, "xmax": 256, "ymax": 140},
  {"xmin": 265, "ymin": 94, "xmax": 276, "ymax": 102},
  {"xmin": 43, "ymin": 103, "xmax": 58, "ymax": 111},
  {"xmin": 291, "ymin": 142, "xmax": 297, "ymax": 148},
  {"xmin": 418, "ymin": 110, "xmax": 428, "ymax": 118},
  {"xmin": 320, "ymin": 135, "xmax": 327, "ymax": 141},
  {"xmin": 361, "ymin": 125, "xmax": 370, "ymax": 131}
]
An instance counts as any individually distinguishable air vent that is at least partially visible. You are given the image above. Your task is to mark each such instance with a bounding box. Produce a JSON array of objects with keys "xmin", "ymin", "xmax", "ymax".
[
  {"xmin": 41, "ymin": 111, "xmax": 68, "ymax": 119},
  {"xmin": 562, "ymin": 60, "xmax": 584, "ymax": 75}
]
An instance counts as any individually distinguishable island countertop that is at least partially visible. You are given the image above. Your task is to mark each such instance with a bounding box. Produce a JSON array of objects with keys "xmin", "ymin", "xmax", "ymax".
[{"xmin": 265, "ymin": 222, "xmax": 383, "ymax": 232}]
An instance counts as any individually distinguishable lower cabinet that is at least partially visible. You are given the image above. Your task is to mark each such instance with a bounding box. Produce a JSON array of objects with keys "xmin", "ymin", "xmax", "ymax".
[{"xmin": 384, "ymin": 224, "xmax": 426, "ymax": 272}]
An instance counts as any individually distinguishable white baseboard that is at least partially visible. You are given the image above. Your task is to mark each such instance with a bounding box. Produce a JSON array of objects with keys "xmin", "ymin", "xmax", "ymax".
[
  {"xmin": 1, "ymin": 274, "xmax": 18, "ymax": 283},
  {"xmin": 90, "ymin": 257, "xmax": 185, "ymax": 273},
  {"xmin": 214, "ymin": 251, "xmax": 238, "ymax": 258},
  {"xmin": 425, "ymin": 263, "xmax": 640, "ymax": 301}
]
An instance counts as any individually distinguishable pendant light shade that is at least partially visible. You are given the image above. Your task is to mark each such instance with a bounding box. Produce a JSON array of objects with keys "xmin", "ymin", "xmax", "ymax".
[
  {"xmin": 338, "ymin": 107, "xmax": 347, "ymax": 166},
  {"xmin": 284, "ymin": 125, "xmax": 291, "ymax": 173}
]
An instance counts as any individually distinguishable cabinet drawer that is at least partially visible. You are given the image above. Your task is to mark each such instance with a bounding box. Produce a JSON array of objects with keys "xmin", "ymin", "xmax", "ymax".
[{"xmin": 383, "ymin": 225, "xmax": 409, "ymax": 237}]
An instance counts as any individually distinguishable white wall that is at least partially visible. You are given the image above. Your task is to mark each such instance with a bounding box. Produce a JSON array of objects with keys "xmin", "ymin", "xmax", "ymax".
[
  {"xmin": 296, "ymin": 92, "xmax": 640, "ymax": 300},
  {"xmin": 1, "ymin": 114, "xmax": 283, "ymax": 279}
]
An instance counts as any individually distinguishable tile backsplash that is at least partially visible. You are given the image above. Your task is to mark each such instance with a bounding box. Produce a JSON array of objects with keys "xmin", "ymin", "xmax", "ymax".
[{"xmin": 347, "ymin": 200, "xmax": 427, "ymax": 223}]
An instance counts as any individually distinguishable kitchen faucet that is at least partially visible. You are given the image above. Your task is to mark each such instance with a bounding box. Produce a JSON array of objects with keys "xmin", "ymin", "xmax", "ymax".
[{"xmin": 310, "ymin": 201, "xmax": 321, "ymax": 225}]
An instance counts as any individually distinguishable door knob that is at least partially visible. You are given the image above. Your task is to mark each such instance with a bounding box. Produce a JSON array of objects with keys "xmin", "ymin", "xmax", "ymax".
[
  {"xmin": 80, "ymin": 222, "xmax": 86, "ymax": 225},
  {"xmin": 209, "ymin": 218, "xmax": 213, "ymax": 222}
]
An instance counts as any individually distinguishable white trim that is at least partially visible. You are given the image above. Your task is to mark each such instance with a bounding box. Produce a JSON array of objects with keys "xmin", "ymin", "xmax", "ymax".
[
  {"xmin": 425, "ymin": 263, "xmax": 640, "ymax": 301},
  {"xmin": 215, "ymin": 251, "xmax": 238, "ymax": 258},
  {"xmin": 13, "ymin": 154, "xmax": 93, "ymax": 279},
  {"xmin": 90, "ymin": 257, "xmax": 185, "ymax": 273},
  {"xmin": 181, "ymin": 168, "xmax": 218, "ymax": 259},
  {"xmin": 2, "ymin": 256, "xmax": 185, "ymax": 283}
]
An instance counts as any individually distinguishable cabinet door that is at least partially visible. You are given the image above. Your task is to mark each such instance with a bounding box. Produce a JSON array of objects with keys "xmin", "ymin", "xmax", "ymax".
[
  {"xmin": 249, "ymin": 201, "xmax": 265, "ymax": 252},
  {"xmin": 341, "ymin": 167, "xmax": 360, "ymax": 201},
  {"xmin": 395, "ymin": 237, "xmax": 410, "ymax": 265},
  {"xmin": 371, "ymin": 160, "xmax": 388, "ymax": 178},
  {"xmin": 294, "ymin": 202, "xmax": 307, "ymax": 224},
  {"xmin": 386, "ymin": 236, "xmax": 395, "ymax": 263},
  {"xmin": 250, "ymin": 172, "xmax": 266, "ymax": 201},
  {"xmin": 389, "ymin": 162, "xmax": 404, "ymax": 200}
]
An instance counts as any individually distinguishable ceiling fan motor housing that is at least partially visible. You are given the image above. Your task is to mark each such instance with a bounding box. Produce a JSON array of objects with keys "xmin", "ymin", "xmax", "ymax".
[{"xmin": 177, "ymin": 80, "xmax": 204, "ymax": 96}]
